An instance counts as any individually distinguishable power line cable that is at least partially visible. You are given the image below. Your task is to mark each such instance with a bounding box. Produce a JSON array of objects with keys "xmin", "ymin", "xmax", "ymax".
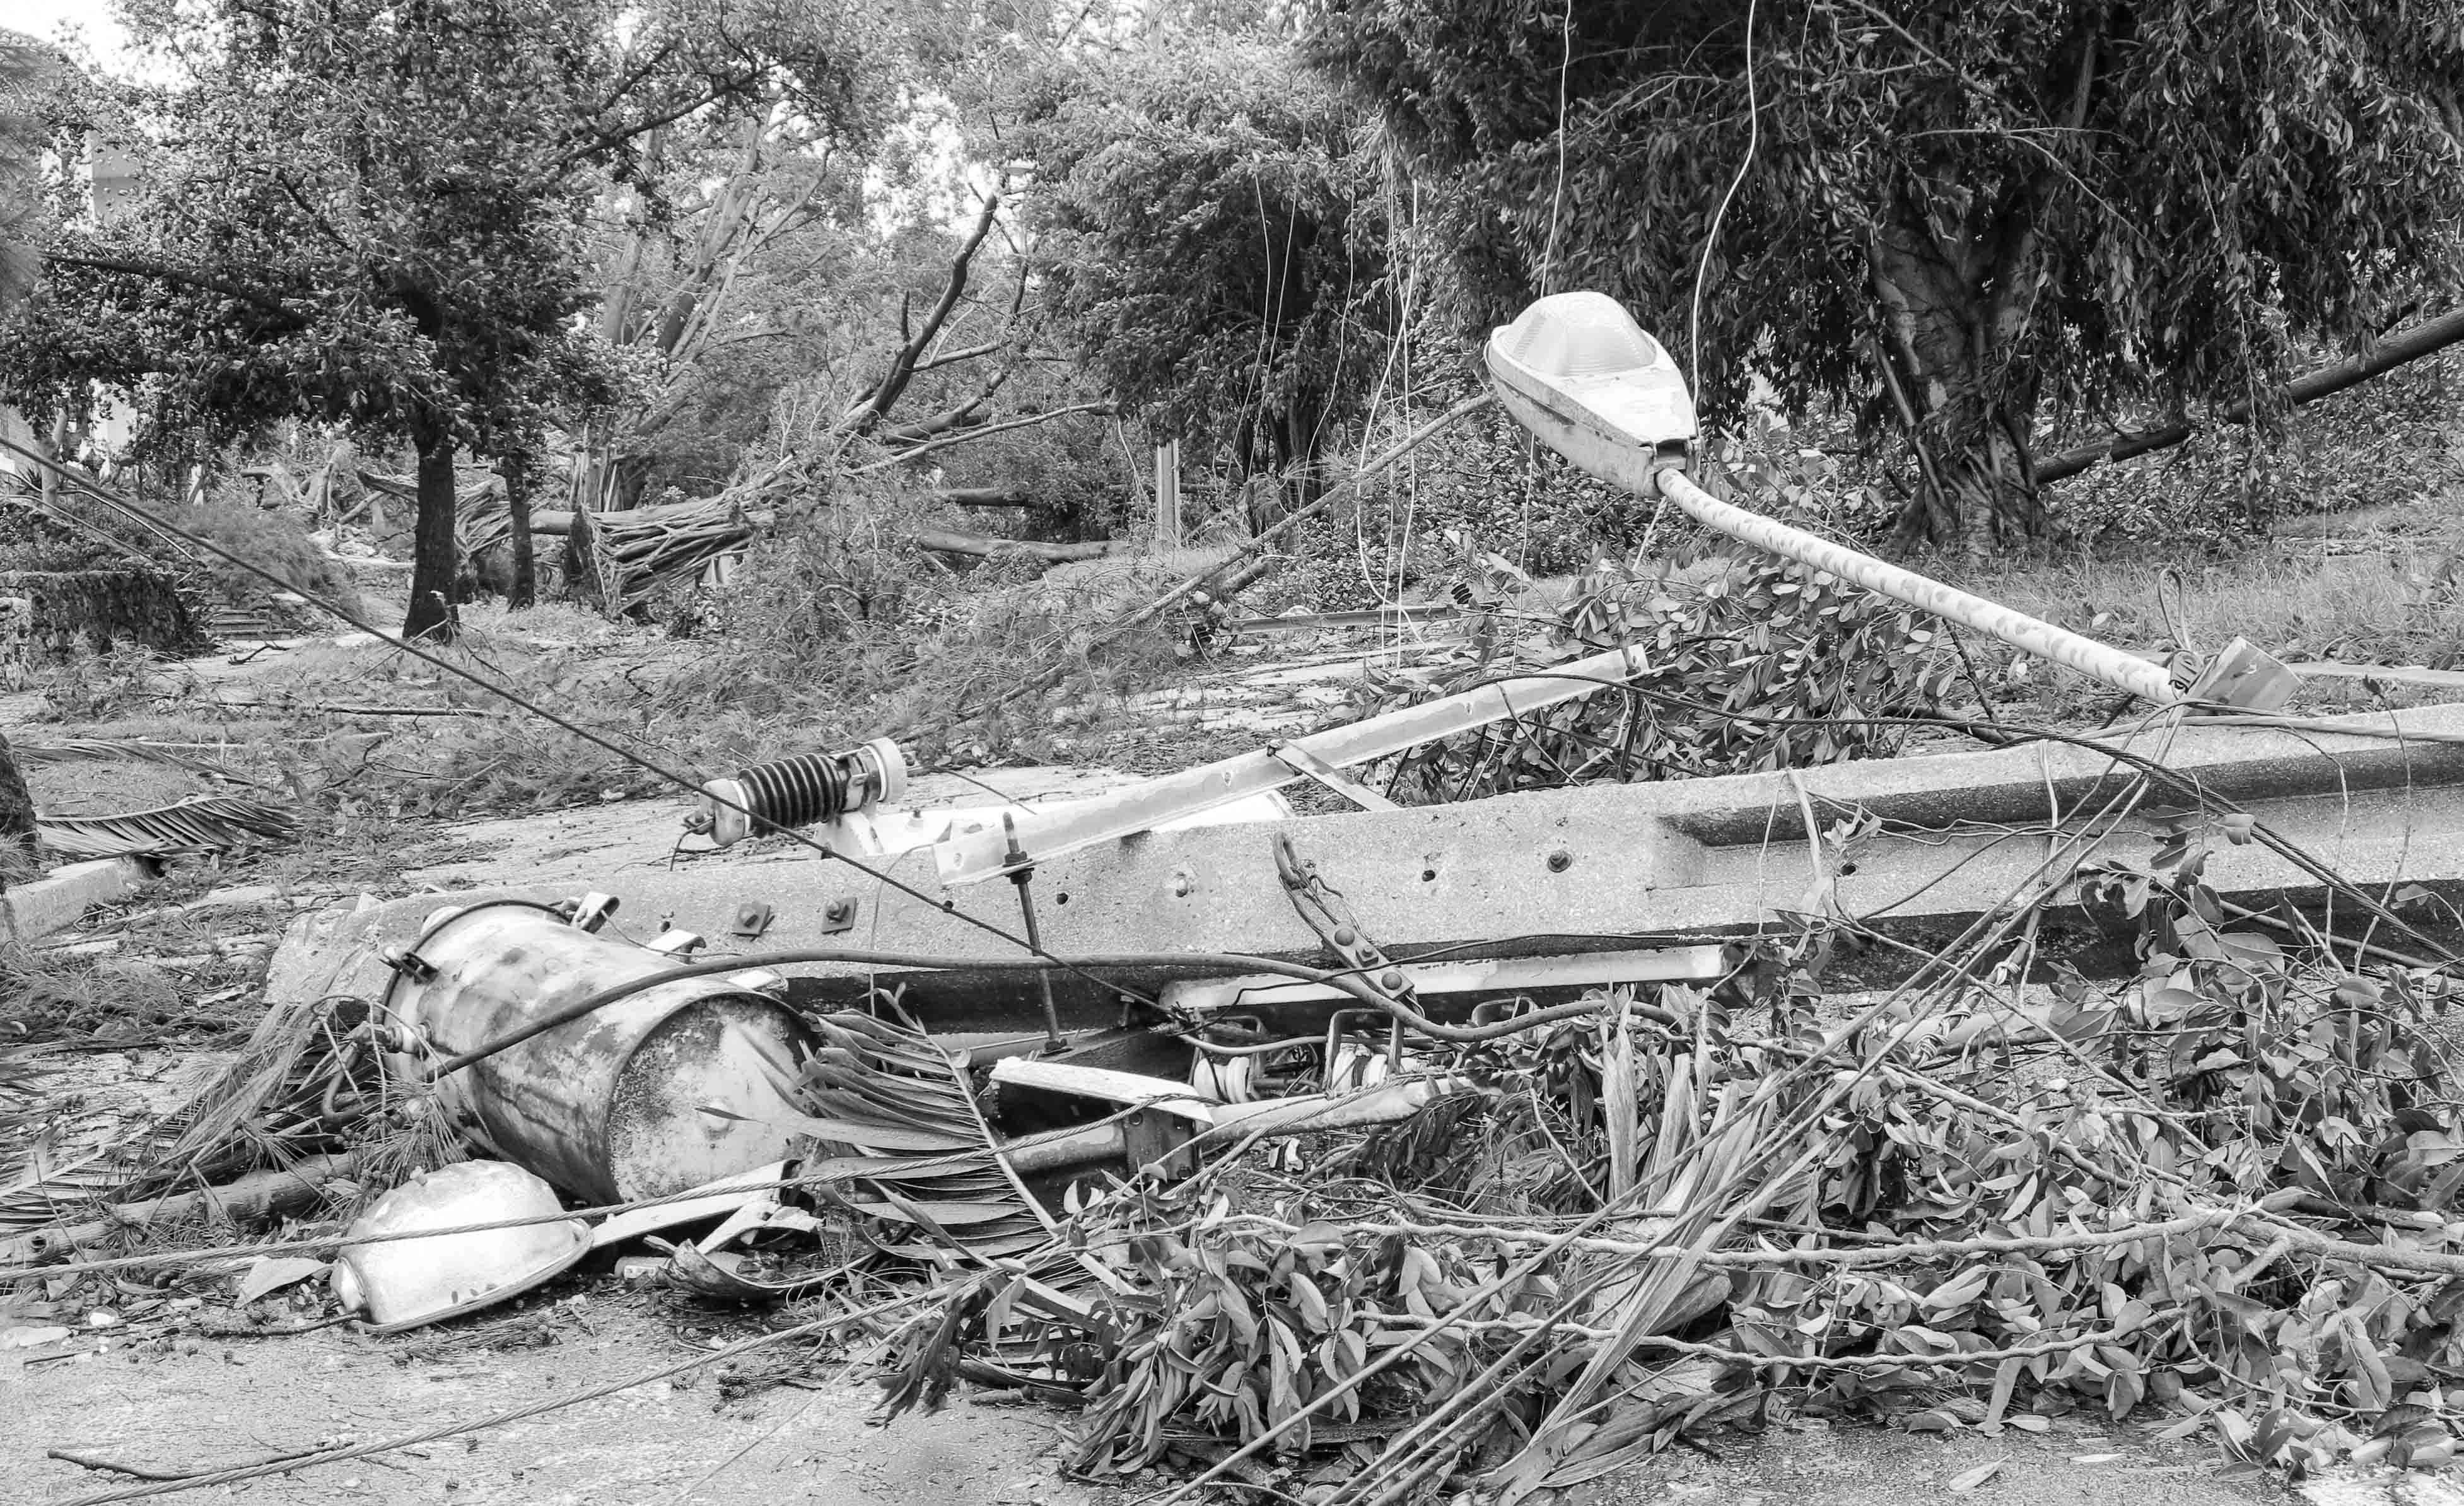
[{"xmin": 0, "ymin": 434, "xmax": 1153, "ymax": 1006}]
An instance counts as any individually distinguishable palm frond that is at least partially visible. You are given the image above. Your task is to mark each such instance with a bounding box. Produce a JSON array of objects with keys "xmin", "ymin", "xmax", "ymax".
[
  {"xmin": 38, "ymin": 794, "xmax": 298, "ymax": 858},
  {"xmin": 13, "ymin": 738, "xmax": 275, "ymax": 788},
  {"xmin": 782, "ymin": 1008, "xmax": 1050, "ymax": 1261}
]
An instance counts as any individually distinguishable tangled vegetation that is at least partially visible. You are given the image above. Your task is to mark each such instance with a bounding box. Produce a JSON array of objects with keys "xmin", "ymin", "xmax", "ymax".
[{"xmin": 825, "ymin": 791, "xmax": 2464, "ymax": 1498}]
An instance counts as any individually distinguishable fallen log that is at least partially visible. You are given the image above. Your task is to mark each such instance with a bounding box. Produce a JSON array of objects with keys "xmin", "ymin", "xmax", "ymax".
[
  {"xmin": 935, "ymin": 487, "xmax": 1037, "ymax": 509},
  {"xmin": 2038, "ymin": 306, "xmax": 2464, "ymax": 484},
  {"xmin": 911, "ymin": 527, "xmax": 1121, "ymax": 564}
]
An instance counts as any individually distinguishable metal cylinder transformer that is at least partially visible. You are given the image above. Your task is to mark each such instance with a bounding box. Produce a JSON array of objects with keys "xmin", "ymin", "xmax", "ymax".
[{"xmin": 382, "ymin": 901, "xmax": 817, "ymax": 1205}]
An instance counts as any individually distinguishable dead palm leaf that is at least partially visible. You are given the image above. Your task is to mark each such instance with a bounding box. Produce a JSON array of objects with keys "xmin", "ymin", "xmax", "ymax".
[
  {"xmin": 779, "ymin": 1008, "xmax": 1050, "ymax": 1261},
  {"xmin": 38, "ymin": 794, "xmax": 298, "ymax": 858}
]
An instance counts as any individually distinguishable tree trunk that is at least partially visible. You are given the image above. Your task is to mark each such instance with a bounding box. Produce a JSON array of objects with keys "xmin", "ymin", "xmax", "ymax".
[
  {"xmin": 499, "ymin": 454, "xmax": 537, "ymax": 609},
  {"xmin": 404, "ymin": 421, "xmax": 461, "ymax": 643},
  {"xmin": 1868, "ymin": 199, "xmax": 2047, "ymax": 554},
  {"xmin": 0, "ymin": 729, "xmax": 37, "ymax": 884}
]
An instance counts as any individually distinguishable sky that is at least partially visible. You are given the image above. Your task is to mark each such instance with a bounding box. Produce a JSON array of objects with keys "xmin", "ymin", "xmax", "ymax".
[{"xmin": 9, "ymin": 0, "xmax": 133, "ymax": 65}]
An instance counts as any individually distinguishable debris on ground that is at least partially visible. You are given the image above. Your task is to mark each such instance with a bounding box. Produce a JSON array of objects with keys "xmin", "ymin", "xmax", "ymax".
[{"xmin": 13, "ymin": 302, "xmax": 2464, "ymax": 1506}]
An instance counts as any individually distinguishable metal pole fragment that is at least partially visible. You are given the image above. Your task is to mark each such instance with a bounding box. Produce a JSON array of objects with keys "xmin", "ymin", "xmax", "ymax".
[
  {"xmin": 1652, "ymin": 468, "xmax": 2181, "ymax": 706},
  {"xmin": 1483, "ymin": 291, "xmax": 2186, "ymax": 708}
]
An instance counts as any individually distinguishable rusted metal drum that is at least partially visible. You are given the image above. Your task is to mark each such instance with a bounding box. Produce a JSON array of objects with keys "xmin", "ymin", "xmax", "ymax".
[{"xmin": 382, "ymin": 901, "xmax": 816, "ymax": 1205}]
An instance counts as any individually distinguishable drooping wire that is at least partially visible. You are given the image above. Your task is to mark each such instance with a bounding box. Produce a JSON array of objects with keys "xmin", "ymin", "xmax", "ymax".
[
  {"xmin": 1688, "ymin": 0, "xmax": 1762, "ymax": 397},
  {"xmin": 0, "ymin": 433, "xmax": 1155, "ymax": 1007},
  {"xmin": 1538, "ymin": 0, "xmax": 1577, "ymax": 294}
]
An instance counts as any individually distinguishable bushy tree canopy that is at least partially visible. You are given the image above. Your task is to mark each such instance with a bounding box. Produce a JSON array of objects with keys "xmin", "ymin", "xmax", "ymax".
[
  {"xmin": 0, "ymin": 0, "xmax": 884, "ymax": 638},
  {"xmin": 1305, "ymin": 0, "xmax": 2464, "ymax": 549},
  {"xmin": 1010, "ymin": 30, "xmax": 1388, "ymax": 487}
]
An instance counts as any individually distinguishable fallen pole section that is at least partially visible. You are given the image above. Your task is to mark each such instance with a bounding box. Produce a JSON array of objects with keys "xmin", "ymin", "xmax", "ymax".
[
  {"xmin": 1653, "ymin": 468, "xmax": 2179, "ymax": 704},
  {"xmin": 1483, "ymin": 291, "xmax": 2185, "ymax": 708}
]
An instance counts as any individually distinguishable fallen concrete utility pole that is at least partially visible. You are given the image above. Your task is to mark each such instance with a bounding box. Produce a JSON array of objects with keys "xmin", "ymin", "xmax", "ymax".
[
  {"xmin": 1, "ymin": 856, "xmax": 152, "ymax": 943},
  {"xmin": 1484, "ymin": 291, "xmax": 2292, "ymax": 711},
  {"xmin": 269, "ymin": 701, "xmax": 2464, "ymax": 1035}
]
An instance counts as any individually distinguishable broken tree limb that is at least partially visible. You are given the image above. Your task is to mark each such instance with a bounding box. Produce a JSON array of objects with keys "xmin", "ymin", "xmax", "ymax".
[
  {"xmin": 934, "ymin": 486, "xmax": 1036, "ymax": 508},
  {"xmin": 0, "ymin": 1152, "xmax": 361, "ymax": 1266},
  {"xmin": 846, "ymin": 401, "xmax": 1120, "ymax": 474},
  {"xmin": 882, "ymin": 368, "xmax": 1010, "ymax": 445},
  {"xmin": 2037, "ymin": 306, "xmax": 2464, "ymax": 484},
  {"xmin": 964, "ymin": 392, "xmax": 1495, "ymax": 720},
  {"xmin": 839, "ymin": 192, "xmax": 1003, "ymax": 436},
  {"xmin": 909, "ymin": 528, "xmax": 1121, "ymax": 564},
  {"xmin": 46, "ymin": 1445, "xmax": 334, "ymax": 1483},
  {"xmin": 570, "ymin": 497, "xmax": 762, "ymax": 616}
]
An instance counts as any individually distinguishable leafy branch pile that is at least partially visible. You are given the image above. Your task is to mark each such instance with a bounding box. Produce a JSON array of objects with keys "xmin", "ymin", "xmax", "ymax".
[
  {"xmin": 1368, "ymin": 552, "xmax": 1965, "ymax": 805},
  {"xmin": 797, "ymin": 795, "xmax": 2464, "ymax": 1502}
]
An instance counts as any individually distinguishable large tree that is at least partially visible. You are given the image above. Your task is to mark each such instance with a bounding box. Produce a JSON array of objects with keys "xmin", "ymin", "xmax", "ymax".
[
  {"xmin": 1007, "ymin": 29, "xmax": 1389, "ymax": 498},
  {"xmin": 0, "ymin": 0, "xmax": 882, "ymax": 640},
  {"xmin": 1305, "ymin": 0, "xmax": 2464, "ymax": 552}
]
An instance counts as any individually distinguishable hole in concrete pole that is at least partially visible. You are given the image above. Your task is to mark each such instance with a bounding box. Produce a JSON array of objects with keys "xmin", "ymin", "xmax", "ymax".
[{"xmin": 1420, "ymin": 868, "xmax": 1438, "ymax": 882}]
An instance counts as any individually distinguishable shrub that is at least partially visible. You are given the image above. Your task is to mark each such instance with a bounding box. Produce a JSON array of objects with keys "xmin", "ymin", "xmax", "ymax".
[{"xmin": 179, "ymin": 504, "xmax": 367, "ymax": 617}]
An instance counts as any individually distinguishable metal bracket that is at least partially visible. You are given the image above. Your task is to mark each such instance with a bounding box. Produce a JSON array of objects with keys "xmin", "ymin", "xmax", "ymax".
[
  {"xmin": 1273, "ymin": 834, "xmax": 1420, "ymax": 1067},
  {"xmin": 2185, "ymin": 636, "xmax": 2299, "ymax": 713},
  {"xmin": 564, "ymin": 892, "xmax": 619, "ymax": 933},
  {"xmin": 819, "ymin": 897, "xmax": 858, "ymax": 935},
  {"xmin": 645, "ymin": 929, "xmax": 708, "ymax": 957},
  {"xmin": 379, "ymin": 948, "xmax": 436, "ymax": 984},
  {"xmin": 730, "ymin": 901, "xmax": 776, "ymax": 941}
]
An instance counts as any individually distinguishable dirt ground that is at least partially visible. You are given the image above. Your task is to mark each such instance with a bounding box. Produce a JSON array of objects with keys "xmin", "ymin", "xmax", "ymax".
[
  {"xmin": 3, "ymin": 1301, "xmax": 1114, "ymax": 1505},
  {"xmin": 4, "ymin": 1308, "xmax": 2321, "ymax": 1506},
  {"xmin": 2, "ymin": 1290, "xmax": 2304, "ymax": 1506}
]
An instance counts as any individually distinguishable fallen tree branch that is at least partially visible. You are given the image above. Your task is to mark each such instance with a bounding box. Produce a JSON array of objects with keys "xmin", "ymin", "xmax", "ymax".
[
  {"xmin": 207, "ymin": 699, "xmax": 486, "ymax": 717},
  {"xmin": 882, "ymin": 368, "xmax": 1010, "ymax": 445},
  {"xmin": 2038, "ymin": 306, "xmax": 2464, "ymax": 484},
  {"xmin": 838, "ymin": 192, "xmax": 1002, "ymax": 436},
  {"xmin": 846, "ymin": 401, "xmax": 1119, "ymax": 473},
  {"xmin": 909, "ymin": 527, "xmax": 1121, "ymax": 564},
  {"xmin": 934, "ymin": 486, "xmax": 1036, "ymax": 508},
  {"xmin": 1217, "ymin": 1195, "xmax": 2301, "ymax": 1269},
  {"xmin": 1375, "ymin": 1310, "xmax": 2181, "ymax": 1370},
  {"xmin": 45, "ymin": 1445, "xmax": 332, "ymax": 1483}
]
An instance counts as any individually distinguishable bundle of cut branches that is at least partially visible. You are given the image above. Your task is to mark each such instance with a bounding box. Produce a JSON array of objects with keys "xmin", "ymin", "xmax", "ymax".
[
  {"xmin": 568, "ymin": 497, "xmax": 758, "ymax": 617},
  {"xmin": 38, "ymin": 793, "xmax": 298, "ymax": 858}
]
